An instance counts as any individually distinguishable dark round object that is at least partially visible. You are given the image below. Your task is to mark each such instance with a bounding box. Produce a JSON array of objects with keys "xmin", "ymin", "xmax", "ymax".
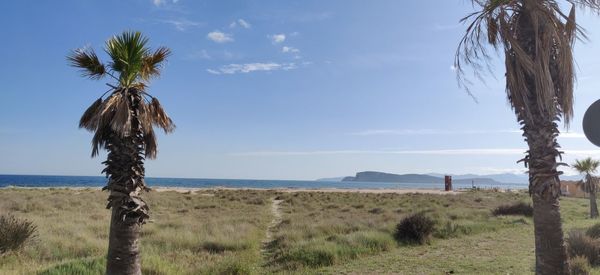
[{"xmin": 583, "ymin": 99, "xmax": 600, "ymax": 147}]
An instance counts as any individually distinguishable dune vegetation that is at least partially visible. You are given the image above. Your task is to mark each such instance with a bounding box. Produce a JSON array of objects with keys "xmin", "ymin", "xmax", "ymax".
[{"xmin": 1, "ymin": 188, "xmax": 600, "ymax": 274}]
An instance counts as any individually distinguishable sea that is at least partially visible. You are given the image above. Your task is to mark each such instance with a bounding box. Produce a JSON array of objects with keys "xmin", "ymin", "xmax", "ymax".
[{"xmin": 0, "ymin": 175, "xmax": 528, "ymax": 190}]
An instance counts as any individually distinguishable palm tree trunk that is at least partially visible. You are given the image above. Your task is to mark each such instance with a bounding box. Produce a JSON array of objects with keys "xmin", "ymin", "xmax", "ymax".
[
  {"xmin": 524, "ymin": 115, "xmax": 569, "ymax": 274},
  {"xmin": 590, "ymin": 190, "xmax": 599, "ymax": 218},
  {"xmin": 104, "ymin": 90, "xmax": 148, "ymax": 275},
  {"xmin": 107, "ymin": 207, "xmax": 142, "ymax": 275},
  {"xmin": 515, "ymin": 5, "xmax": 569, "ymax": 274},
  {"xmin": 524, "ymin": 116, "xmax": 569, "ymax": 274}
]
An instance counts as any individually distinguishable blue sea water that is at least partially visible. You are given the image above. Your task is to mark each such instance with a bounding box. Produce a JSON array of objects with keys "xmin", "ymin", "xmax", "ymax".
[{"xmin": 0, "ymin": 174, "xmax": 528, "ymax": 190}]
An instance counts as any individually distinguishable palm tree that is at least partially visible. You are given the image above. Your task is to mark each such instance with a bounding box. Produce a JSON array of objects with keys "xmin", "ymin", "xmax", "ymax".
[
  {"xmin": 455, "ymin": 1, "xmax": 600, "ymax": 274},
  {"xmin": 68, "ymin": 31, "xmax": 174, "ymax": 275},
  {"xmin": 573, "ymin": 158, "xmax": 600, "ymax": 218}
]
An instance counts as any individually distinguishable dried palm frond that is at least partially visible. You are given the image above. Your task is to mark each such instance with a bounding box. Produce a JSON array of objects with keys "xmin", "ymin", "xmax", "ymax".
[
  {"xmin": 149, "ymin": 98, "xmax": 175, "ymax": 133},
  {"xmin": 455, "ymin": 0, "xmax": 588, "ymax": 127},
  {"xmin": 79, "ymin": 98, "xmax": 103, "ymax": 131},
  {"xmin": 144, "ymin": 127, "xmax": 157, "ymax": 159},
  {"xmin": 110, "ymin": 96, "xmax": 132, "ymax": 137}
]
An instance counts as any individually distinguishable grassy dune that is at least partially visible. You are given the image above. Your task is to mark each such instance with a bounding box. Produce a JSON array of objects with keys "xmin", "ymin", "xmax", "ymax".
[{"xmin": 0, "ymin": 188, "xmax": 598, "ymax": 274}]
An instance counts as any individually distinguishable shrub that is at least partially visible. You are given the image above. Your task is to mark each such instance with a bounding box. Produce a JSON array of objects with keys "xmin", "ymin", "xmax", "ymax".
[
  {"xmin": 492, "ymin": 202, "xmax": 533, "ymax": 217},
  {"xmin": 570, "ymin": 255, "xmax": 591, "ymax": 275},
  {"xmin": 281, "ymin": 245, "xmax": 336, "ymax": 268},
  {"xmin": 567, "ymin": 230, "xmax": 600, "ymax": 266},
  {"xmin": 394, "ymin": 213, "xmax": 435, "ymax": 245},
  {"xmin": 200, "ymin": 241, "xmax": 249, "ymax": 254},
  {"xmin": 434, "ymin": 222, "xmax": 472, "ymax": 239},
  {"xmin": 0, "ymin": 214, "xmax": 37, "ymax": 254},
  {"xmin": 586, "ymin": 223, "xmax": 600, "ymax": 239}
]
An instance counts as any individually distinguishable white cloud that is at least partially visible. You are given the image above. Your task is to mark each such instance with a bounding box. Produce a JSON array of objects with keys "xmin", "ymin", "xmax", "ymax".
[
  {"xmin": 282, "ymin": 46, "xmax": 300, "ymax": 53},
  {"xmin": 268, "ymin": 34, "xmax": 286, "ymax": 44},
  {"xmin": 159, "ymin": 19, "xmax": 203, "ymax": 31},
  {"xmin": 207, "ymin": 31, "xmax": 234, "ymax": 43},
  {"xmin": 238, "ymin": 19, "xmax": 251, "ymax": 28},
  {"xmin": 350, "ymin": 129, "xmax": 520, "ymax": 136},
  {"xmin": 153, "ymin": 0, "xmax": 178, "ymax": 6},
  {"xmin": 231, "ymin": 148, "xmax": 600, "ymax": 157},
  {"xmin": 230, "ymin": 19, "xmax": 251, "ymax": 29},
  {"xmin": 207, "ymin": 62, "xmax": 297, "ymax": 75}
]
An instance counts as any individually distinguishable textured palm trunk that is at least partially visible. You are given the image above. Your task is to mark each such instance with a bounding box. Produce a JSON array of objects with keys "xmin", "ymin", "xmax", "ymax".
[
  {"xmin": 524, "ymin": 115, "xmax": 569, "ymax": 275},
  {"xmin": 515, "ymin": 5, "xmax": 568, "ymax": 274},
  {"xmin": 104, "ymin": 89, "xmax": 148, "ymax": 275},
  {"xmin": 590, "ymin": 190, "xmax": 599, "ymax": 218},
  {"xmin": 107, "ymin": 208, "xmax": 142, "ymax": 275}
]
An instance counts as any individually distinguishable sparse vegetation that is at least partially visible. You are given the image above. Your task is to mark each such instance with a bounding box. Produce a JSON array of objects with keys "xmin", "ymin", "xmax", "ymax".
[
  {"xmin": 0, "ymin": 214, "xmax": 36, "ymax": 254},
  {"xmin": 587, "ymin": 223, "xmax": 600, "ymax": 239},
  {"xmin": 492, "ymin": 202, "xmax": 533, "ymax": 217},
  {"xmin": 394, "ymin": 213, "xmax": 435, "ymax": 245},
  {"xmin": 566, "ymin": 230, "xmax": 600, "ymax": 266},
  {"xmin": 570, "ymin": 255, "xmax": 591, "ymax": 275},
  {"xmin": 3, "ymin": 188, "xmax": 600, "ymax": 274}
]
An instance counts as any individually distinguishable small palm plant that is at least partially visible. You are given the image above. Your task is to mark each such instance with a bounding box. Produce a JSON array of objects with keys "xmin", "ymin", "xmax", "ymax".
[
  {"xmin": 573, "ymin": 158, "xmax": 600, "ymax": 218},
  {"xmin": 68, "ymin": 31, "xmax": 174, "ymax": 274}
]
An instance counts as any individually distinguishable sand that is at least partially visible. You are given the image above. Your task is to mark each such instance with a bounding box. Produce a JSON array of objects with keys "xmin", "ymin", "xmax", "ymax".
[
  {"xmin": 151, "ymin": 186, "xmax": 462, "ymax": 195},
  {"xmin": 1, "ymin": 185, "xmax": 463, "ymax": 194}
]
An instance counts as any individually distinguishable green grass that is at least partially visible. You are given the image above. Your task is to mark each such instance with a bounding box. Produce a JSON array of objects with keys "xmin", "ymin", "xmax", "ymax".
[{"xmin": 0, "ymin": 188, "xmax": 599, "ymax": 274}]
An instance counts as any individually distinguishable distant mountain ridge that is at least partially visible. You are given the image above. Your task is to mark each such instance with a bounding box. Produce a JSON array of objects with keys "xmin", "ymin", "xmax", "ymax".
[
  {"xmin": 341, "ymin": 171, "xmax": 501, "ymax": 185},
  {"xmin": 318, "ymin": 171, "xmax": 582, "ymax": 184}
]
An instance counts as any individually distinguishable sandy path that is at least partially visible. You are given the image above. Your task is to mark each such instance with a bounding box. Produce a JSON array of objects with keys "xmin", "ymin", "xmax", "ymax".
[{"xmin": 261, "ymin": 198, "xmax": 284, "ymax": 257}]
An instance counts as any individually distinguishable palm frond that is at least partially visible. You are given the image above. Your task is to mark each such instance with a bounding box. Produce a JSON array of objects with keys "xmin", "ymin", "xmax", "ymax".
[
  {"xmin": 144, "ymin": 127, "xmax": 158, "ymax": 159},
  {"xmin": 105, "ymin": 31, "xmax": 150, "ymax": 87},
  {"xmin": 141, "ymin": 47, "xmax": 171, "ymax": 81},
  {"xmin": 149, "ymin": 98, "xmax": 175, "ymax": 133},
  {"xmin": 456, "ymin": 0, "xmax": 582, "ymax": 127},
  {"xmin": 79, "ymin": 98, "xmax": 103, "ymax": 131},
  {"xmin": 67, "ymin": 48, "xmax": 106, "ymax": 79}
]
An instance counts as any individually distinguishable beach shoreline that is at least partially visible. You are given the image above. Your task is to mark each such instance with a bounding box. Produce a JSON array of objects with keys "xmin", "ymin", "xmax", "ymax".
[{"xmin": 0, "ymin": 185, "xmax": 475, "ymax": 194}]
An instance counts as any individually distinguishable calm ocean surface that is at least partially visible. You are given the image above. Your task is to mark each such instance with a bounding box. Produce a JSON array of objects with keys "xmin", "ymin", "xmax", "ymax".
[{"xmin": 0, "ymin": 175, "xmax": 528, "ymax": 190}]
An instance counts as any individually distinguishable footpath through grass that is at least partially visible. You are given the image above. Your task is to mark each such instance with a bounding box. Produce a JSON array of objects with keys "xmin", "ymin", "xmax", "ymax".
[{"xmin": 0, "ymin": 188, "xmax": 598, "ymax": 274}]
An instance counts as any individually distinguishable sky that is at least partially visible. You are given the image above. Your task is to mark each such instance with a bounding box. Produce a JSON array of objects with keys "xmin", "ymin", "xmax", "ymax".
[{"xmin": 2, "ymin": 1, "xmax": 600, "ymax": 180}]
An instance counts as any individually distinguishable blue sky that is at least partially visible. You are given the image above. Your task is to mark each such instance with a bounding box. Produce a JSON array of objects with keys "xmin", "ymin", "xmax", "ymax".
[{"xmin": 1, "ymin": 0, "xmax": 600, "ymax": 180}]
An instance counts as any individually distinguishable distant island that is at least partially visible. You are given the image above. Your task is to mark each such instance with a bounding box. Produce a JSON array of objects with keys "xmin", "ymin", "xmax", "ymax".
[
  {"xmin": 319, "ymin": 171, "xmax": 580, "ymax": 184},
  {"xmin": 340, "ymin": 171, "xmax": 501, "ymax": 185}
]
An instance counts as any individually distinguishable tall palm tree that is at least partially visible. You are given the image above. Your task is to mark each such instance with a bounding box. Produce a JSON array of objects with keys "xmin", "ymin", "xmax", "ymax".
[
  {"xmin": 456, "ymin": 1, "xmax": 600, "ymax": 274},
  {"xmin": 573, "ymin": 157, "xmax": 600, "ymax": 218},
  {"xmin": 68, "ymin": 31, "xmax": 174, "ymax": 275}
]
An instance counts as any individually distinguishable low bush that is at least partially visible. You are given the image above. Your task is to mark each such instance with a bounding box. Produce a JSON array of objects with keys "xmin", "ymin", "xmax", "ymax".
[
  {"xmin": 570, "ymin": 255, "xmax": 591, "ymax": 275},
  {"xmin": 394, "ymin": 213, "xmax": 435, "ymax": 245},
  {"xmin": 586, "ymin": 223, "xmax": 600, "ymax": 239},
  {"xmin": 567, "ymin": 230, "xmax": 600, "ymax": 266},
  {"xmin": 281, "ymin": 245, "xmax": 336, "ymax": 268},
  {"xmin": 492, "ymin": 202, "xmax": 533, "ymax": 217},
  {"xmin": 434, "ymin": 222, "xmax": 472, "ymax": 239},
  {"xmin": 0, "ymin": 214, "xmax": 37, "ymax": 254},
  {"xmin": 200, "ymin": 241, "xmax": 249, "ymax": 254}
]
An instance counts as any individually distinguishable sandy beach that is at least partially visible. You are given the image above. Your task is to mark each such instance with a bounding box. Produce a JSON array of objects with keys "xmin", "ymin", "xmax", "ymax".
[
  {"xmin": 151, "ymin": 186, "xmax": 463, "ymax": 194},
  {"xmin": 1, "ymin": 185, "xmax": 462, "ymax": 195}
]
